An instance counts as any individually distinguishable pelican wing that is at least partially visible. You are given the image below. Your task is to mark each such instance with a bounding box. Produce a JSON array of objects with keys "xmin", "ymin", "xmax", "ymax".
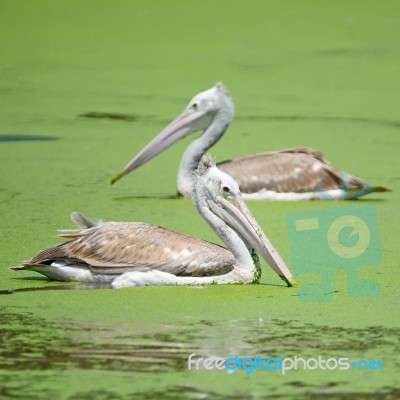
[
  {"xmin": 218, "ymin": 147, "xmax": 375, "ymax": 193},
  {"xmin": 25, "ymin": 222, "xmax": 234, "ymax": 277}
]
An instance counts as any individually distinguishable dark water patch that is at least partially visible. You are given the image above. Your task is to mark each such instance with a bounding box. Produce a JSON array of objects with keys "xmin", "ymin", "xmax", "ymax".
[
  {"xmin": 0, "ymin": 311, "xmax": 73, "ymax": 370},
  {"xmin": 232, "ymin": 62, "xmax": 277, "ymax": 74},
  {"xmin": 335, "ymin": 198, "xmax": 389, "ymax": 203},
  {"xmin": 64, "ymin": 385, "xmax": 400, "ymax": 400},
  {"xmin": 129, "ymin": 385, "xmax": 255, "ymax": 400},
  {"xmin": 1, "ymin": 280, "xmax": 283, "ymax": 295},
  {"xmin": 286, "ymin": 380, "xmax": 400, "ymax": 400},
  {"xmin": 0, "ymin": 188, "xmax": 21, "ymax": 201},
  {"xmin": 68, "ymin": 390, "xmax": 136, "ymax": 400},
  {"xmin": 0, "ymin": 376, "xmax": 58, "ymax": 400},
  {"xmin": 302, "ymin": 387, "xmax": 400, "ymax": 400},
  {"xmin": 113, "ymin": 194, "xmax": 180, "ymax": 200},
  {"xmin": 69, "ymin": 324, "xmax": 201, "ymax": 373},
  {"xmin": 0, "ymin": 134, "xmax": 59, "ymax": 142},
  {"xmin": 0, "ymin": 283, "xmax": 112, "ymax": 295},
  {"xmin": 1, "ymin": 313, "xmax": 398, "ymax": 397},
  {"xmin": 66, "ymin": 386, "xmax": 251, "ymax": 400},
  {"xmin": 316, "ymin": 48, "xmax": 386, "ymax": 57},
  {"xmin": 235, "ymin": 115, "xmax": 400, "ymax": 130},
  {"xmin": 2, "ymin": 312, "xmax": 398, "ymax": 373},
  {"xmin": 238, "ymin": 319, "xmax": 400, "ymax": 354},
  {"xmin": 0, "ymin": 310, "xmax": 202, "ymax": 373},
  {"xmin": 79, "ymin": 111, "xmax": 158, "ymax": 123}
]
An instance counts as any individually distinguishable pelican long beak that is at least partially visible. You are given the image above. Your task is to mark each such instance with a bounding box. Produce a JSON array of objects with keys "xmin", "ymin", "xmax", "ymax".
[
  {"xmin": 209, "ymin": 195, "xmax": 296, "ymax": 287},
  {"xmin": 111, "ymin": 108, "xmax": 209, "ymax": 184}
]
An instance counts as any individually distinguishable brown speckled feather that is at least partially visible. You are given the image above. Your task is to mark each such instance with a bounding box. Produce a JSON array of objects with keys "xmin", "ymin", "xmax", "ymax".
[
  {"xmin": 25, "ymin": 222, "xmax": 234, "ymax": 277},
  {"xmin": 217, "ymin": 147, "xmax": 383, "ymax": 193}
]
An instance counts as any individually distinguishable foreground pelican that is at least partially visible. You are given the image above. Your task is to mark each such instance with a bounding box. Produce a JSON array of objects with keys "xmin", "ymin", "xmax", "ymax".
[
  {"xmin": 12, "ymin": 155, "xmax": 295, "ymax": 288},
  {"xmin": 111, "ymin": 83, "xmax": 388, "ymax": 200}
]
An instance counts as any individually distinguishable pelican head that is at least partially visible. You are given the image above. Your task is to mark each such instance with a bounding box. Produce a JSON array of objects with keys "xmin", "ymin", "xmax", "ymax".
[
  {"xmin": 111, "ymin": 82, "xmax": 234, "ymax": 185},
  {"xmin": 193, "ymin": 154, "xmax": 295, "ymax": 287}
]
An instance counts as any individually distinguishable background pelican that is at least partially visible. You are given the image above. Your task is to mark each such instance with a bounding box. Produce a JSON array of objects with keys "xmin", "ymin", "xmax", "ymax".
[
  {"xmin": 12, "ymin": 155, "xmax": 295, "ymax": 288},
  {"xmin": 111, "ymin": 83, "xmax": 388, "ymax": 200}
]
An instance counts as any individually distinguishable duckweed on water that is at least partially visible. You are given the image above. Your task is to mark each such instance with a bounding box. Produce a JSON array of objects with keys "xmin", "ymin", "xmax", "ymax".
[{"xmin": 1, "ymin": 1, "xmax": 399, "ymax": 398}]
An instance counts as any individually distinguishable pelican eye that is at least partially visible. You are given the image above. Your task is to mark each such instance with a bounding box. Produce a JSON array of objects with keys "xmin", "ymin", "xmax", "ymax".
[
  {"xmin": 192, "ymin": 102, "xmax": 198, "ymax": 110},
  {"xmin": 222, "ymin": 185, "xmax": 230, "ymax": 193}
]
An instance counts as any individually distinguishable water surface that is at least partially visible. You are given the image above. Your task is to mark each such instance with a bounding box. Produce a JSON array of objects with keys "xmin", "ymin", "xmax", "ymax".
[{"xmin": 1, "ymin": 1, "xmax": 399, "ymax": 398}]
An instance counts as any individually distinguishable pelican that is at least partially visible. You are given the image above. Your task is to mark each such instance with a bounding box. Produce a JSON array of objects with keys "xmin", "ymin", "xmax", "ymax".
[
  {"xmin": 111, "ymin": 83, "xmax": 388, "ymax": 200},
  {"xmin": 12, "ymin": 155, "xmax": 295, "ymax": 288}
]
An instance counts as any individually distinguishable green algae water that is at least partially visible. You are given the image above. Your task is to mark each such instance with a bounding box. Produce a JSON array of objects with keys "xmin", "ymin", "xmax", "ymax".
[{"xmin": 1, "ymin": 1, "xmax": 399, "ymax": 398}]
